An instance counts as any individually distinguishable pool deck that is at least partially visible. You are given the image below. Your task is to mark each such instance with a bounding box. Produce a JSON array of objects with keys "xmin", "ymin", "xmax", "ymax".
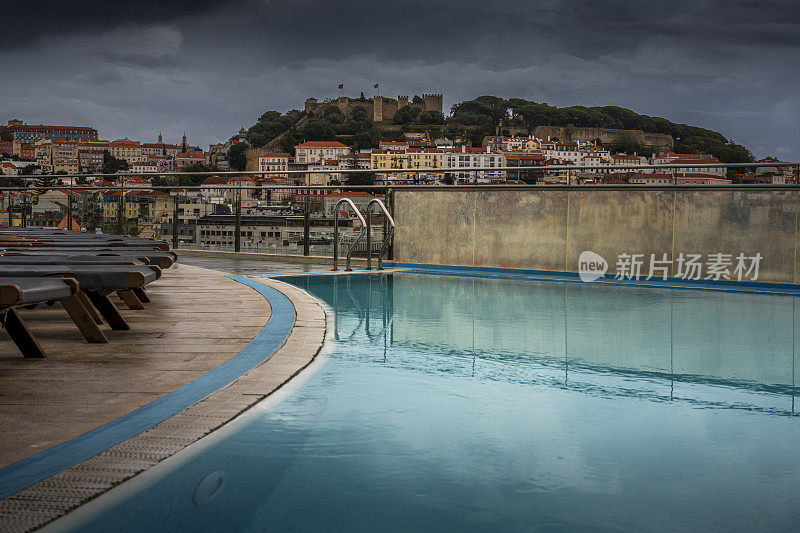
[{"xmin": 0, "ymin": 260, "xmax": 329, "ymax": 532}]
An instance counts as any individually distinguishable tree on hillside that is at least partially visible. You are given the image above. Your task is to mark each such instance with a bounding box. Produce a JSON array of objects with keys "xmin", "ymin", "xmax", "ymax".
[
  {"xmin": 246, "ymin": 109, "xmax": 306, "ymax": 148},
  {"xmin": 393, "ymin": 105, "xmax": 421, "ymax": 125},
  {"xmin": 229, "ymin": 142, "xmax": 248, "ymax": 171},
  {"xmin": 0, "ymin": 130, "xmax": 12, "ymax": 142},
  {"xmin": 418, "ymin": 111, "xmax": 445, "ymax": 125},
  {"xmin": 101, "ymin": 151, "xmax": 129, "ymax": 175},
  {"xmin": 451, "ymin": 96, "xmax": 509, "ymax": 131},
  {"xmin": 323, "ymin": 106, "xmax": 345, "ymax": 124},
  {"xmin": 298, "ymin": 119, "xmax": 335, "ymax": 141}
]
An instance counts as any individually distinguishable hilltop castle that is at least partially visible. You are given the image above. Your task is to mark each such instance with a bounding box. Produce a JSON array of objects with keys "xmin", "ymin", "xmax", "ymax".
[{"xmin": 304, "ymin": 93, "xmax": 443, "ymax": 122}]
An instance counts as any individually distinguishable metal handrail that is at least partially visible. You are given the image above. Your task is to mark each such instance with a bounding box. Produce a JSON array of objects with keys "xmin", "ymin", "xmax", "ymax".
[
  {"xmin": 333, "ymin": 198, "xmax": 367, "ymax": 271},
  {"xmin": 365, "ymin": 198, "xmax": 395, "ymax": 270}
]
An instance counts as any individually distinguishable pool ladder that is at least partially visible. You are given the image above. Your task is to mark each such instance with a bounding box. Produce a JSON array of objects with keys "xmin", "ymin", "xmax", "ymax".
[{"xmin": 332, "ymin": 198, "xmax": 395, "ymax": 271}]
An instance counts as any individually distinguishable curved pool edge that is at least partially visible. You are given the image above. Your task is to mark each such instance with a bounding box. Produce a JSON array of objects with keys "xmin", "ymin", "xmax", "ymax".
[{"xmin": 0, "ymin": 277, "xmax": 328, "ymax": 533}]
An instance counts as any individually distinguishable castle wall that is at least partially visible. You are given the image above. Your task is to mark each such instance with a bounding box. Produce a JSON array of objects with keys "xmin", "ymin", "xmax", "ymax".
[
  {"xmin": 533, "ymin": 125, "xmax": 674, "ymax": 152},
  {"xmin": 310, "ymin": 93, "xmax": 442, "ymax": 123}
]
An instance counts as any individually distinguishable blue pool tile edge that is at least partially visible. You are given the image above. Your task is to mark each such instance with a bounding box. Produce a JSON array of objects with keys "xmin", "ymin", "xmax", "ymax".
[
  {"xmin": 384, "ymin": 262, "xmax": 800, "ymax": 296},
  {"xmin": 0, "ymin": 275, "xmax": 295, "ymax": 500}
]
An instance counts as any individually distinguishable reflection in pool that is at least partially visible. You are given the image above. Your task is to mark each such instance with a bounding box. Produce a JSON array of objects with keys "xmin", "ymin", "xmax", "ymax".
[{"xmin": 61, "ymin": 273, "xmax": 800, "ymax": 532}]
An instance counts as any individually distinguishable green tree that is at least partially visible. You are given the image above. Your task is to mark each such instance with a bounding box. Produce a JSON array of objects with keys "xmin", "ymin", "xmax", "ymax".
[
  {"xmin": 393, "ymin": 105, "xmax": 422, "ymax": 125},
  {"xmin": 418, "ymin": 111, "xmax": 445, "ymax": 125},
  {"xmin": 20, "ymin": 164, "xmax": 37, "ymax": 176},
  {"xmin": 298, "ymin": 119, "xmax": 335, "ymax": 140},
  {"xmin": 228, "ymin": 142, "xmax": 248, "ymax": 171},
  {"xmin": 0, "ymin": 130, "xmax": 12, "ymax": 142},
  {"xmin": 101, "ymin": 151, "xmax": 129, "ymax": 174}
]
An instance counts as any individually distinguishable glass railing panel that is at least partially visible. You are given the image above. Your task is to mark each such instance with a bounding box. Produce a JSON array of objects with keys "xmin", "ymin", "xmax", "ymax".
[
  {"xmin": 673, "ymin": 189, "xmax": 798, "ymax": 283},
  {"xmin": 565, "ymin": 190, "xmax": 673, "ymax": 276},
  {"xmin": 473, "ymin": 189, "xmax": 568, "ymax": 271},
  {"xmin": 393, "ymin": 190, "xmax": 479, "ymax": 267}
]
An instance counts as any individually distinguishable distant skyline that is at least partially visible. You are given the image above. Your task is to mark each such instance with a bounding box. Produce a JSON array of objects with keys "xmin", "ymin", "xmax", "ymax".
[{"xmin": 1, "ymin": 0, "xmax": 798, "ymax": 160}]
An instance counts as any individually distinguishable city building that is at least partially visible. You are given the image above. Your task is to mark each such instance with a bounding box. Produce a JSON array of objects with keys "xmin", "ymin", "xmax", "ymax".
[
  {"xmin": 108, "ymin": 139, "xmax": 144, "ymax": 164},
  {"xmin": 4, "ymin": 120, "xmax": 98, "ymax": 144},
  {"xmin": 294, "ymin": 141, "xmax": 351, "ymax": 164},
  {"xmin": 443, "ymin": 146, "xmax": 505, "ymax": 183},
  {"xmin": 176, "ymin": 150, "xmax": 207, "ymax": 169},
  {"xmin": 258, "ymin": 153, "xmax": 290, "ymax": 181},
  {"xmin": 78, "ymin": 149, "xmax": 104, "ymax": 173}
]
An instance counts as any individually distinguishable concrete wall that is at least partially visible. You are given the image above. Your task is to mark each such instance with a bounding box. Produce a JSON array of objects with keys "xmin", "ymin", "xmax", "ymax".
[{"xmin": 393, "ymin": 189, "xmax": 799, "ymax": 283}]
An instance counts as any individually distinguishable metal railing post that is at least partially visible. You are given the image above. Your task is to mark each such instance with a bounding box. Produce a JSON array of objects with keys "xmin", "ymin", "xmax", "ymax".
[
  {"xmin": 234, "ymin": 183, "xmax": 241, "ymax": 252},
  {"xmin": 303, "ymin": 193, "xmax": 310, "ymax": 256},
  {"xmin": 366, "ymin": 206, "xmax": 372, "ymax": 270},
  {"xmin": 117, "ymin": 185, "xmax": 124, "ymax": 235},
  {"xmin": 21, "ymin": 192, "xmax": 27, "ymax": 228},
  {"xmin": 172, "ymin": 194, "xmax": 179, "ymax": 250},
  {"xmin": 333, "ymin": 211, "xmax": 339, "ymax": 271},
  {"xmin": 67, "ymin": 192, "xmax": 73, "ymax": 231},
  {"xmin": 388, "ymin": 189, "xmax": 394, "ymax": 260}
]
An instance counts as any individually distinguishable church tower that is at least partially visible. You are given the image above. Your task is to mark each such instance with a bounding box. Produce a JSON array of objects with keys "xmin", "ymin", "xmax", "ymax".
[
  {"xmin": 157, "ymin": 132, "xmax": 163, "ymax": 144},
  {"xmin": 181, "ymin": 133, "xmax": 188, "ymax": 152}
]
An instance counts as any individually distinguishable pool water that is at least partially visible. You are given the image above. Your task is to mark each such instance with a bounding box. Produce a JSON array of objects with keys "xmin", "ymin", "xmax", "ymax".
[{"xmin": 61, "ymin": 273, "xmax": 800, "ymax": 532}]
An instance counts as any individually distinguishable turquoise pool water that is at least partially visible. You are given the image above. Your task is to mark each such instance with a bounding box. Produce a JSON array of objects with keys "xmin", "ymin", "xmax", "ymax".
[{"xmin": 63, "ymin": 273, "xmax": 800, "ymax": 532}]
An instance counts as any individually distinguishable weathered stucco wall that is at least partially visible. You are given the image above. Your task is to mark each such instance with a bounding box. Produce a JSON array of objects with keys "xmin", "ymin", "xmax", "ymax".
[{"xmin": 393, "ymin": 189, "xmax": 799, "ymax": 283}]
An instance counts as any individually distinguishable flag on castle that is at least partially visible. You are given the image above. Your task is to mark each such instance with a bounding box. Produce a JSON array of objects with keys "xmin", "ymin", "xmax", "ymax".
[
  {"xmin": 338, "ymin": 84, "xmax": 343, "ymax": 89},
  {"xmin": 373, "ymin": 83, "xmax": 379, "ymax": 89}
]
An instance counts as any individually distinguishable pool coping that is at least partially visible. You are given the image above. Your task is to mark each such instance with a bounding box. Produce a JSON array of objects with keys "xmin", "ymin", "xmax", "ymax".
[
  {"xmin": 0, "ymin": 277, "xmax": 328, "ymax": 533},
  {"xmin": 384, "ymin": 262, "xmax": 800, "ymax": 296}
]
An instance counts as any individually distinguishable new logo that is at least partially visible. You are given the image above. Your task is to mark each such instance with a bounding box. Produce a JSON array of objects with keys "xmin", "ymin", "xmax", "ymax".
[{"xmin": 578, "ymin": 250, "xmax": 608, "ymax": 282}]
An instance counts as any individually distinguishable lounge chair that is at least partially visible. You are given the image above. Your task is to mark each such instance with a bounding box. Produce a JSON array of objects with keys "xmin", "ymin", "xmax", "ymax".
[{"xmin": 0, "ymin": 277, "xmax": 107, "ymax": 358}]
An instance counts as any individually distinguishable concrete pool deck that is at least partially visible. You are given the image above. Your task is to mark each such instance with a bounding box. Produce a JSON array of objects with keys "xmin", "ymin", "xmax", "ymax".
[{"xmin": 0, "ymin": 263, "xmax": 329, "ymax": 532}]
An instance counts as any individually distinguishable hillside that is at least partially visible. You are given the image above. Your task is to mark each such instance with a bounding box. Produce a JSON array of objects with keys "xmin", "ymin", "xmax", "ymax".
[
  {"xmin": 452, "ymin": 96, "xmax": 753, "ymax": 163},
  {"xmin": 239, "ymin": 95, "xmax": 754, "ymax": 164}
]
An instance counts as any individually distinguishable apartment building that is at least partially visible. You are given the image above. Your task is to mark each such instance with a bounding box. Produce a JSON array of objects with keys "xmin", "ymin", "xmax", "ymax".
[
  {"xmin": 108, "ymin": 139, "xmax": 144, "ymax": 164},
  {"xmin": 294, "ymin": 141, "xmax": 350, "ymax": 164},
  {"xmin": 444, "ymin": 146, "xmax": 505, "ymax": 182},
  {"xmin": 258, "ymin": 153, "xmax": 290, "ymax": 181},
  {"xmin": 5, "ymin": 120, "xmax": 98, "ymax": 144},
  {"xmin": 176, "ymin": 150, "xmax": 206, "ymax": 169}
]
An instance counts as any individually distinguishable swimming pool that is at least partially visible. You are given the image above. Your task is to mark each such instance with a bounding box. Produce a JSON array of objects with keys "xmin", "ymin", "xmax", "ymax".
[{"xmin": 57, "ymin": 272, "xmax": 800, "ymax": 532}]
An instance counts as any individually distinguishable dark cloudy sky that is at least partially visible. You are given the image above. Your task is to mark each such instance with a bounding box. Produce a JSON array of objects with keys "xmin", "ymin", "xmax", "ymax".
[{"xmin": 2, "ymin": 0, "xmax": 798, "ymax": 159}]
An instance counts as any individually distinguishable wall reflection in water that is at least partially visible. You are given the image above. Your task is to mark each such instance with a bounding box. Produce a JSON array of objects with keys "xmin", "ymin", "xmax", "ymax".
[{"xmin": 305, "ymin": 273, "xmax": 799, "ymax": 413}]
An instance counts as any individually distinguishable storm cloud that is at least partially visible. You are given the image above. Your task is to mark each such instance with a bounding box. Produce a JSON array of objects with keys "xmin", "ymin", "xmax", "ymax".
[{"xmin": 2, "ymin": 0, "xmax": 798, "ymax": 159}]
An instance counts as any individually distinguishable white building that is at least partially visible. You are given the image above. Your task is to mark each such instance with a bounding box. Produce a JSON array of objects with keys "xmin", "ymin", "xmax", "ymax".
[
  {"xmin": 294, "ymin": 141, "xmax": 351, "ymax": 164},
  {"xmin": 443, "ymin": 146, "xmax": 506, "ymax": 182},
  {"xmin": 653, "ymin": 152, "xmax": 725, "ymax": 177}
]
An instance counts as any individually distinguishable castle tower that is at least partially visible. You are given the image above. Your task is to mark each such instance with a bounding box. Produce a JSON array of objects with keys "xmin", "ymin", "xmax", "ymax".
[
  {"xmin": 398, "ymin": 95, "xmax": 409, "ymax": 108},
  {"xmin": 305, "ymin": 98, "xmax": 318, "ymax": 114},
  {"xmin": 422, "ymin": 93, "xmax": 443, "ymax": 113},
  {"xmin": 373, "ymin": 95, "xmax": 384, "ymax": 122}
]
